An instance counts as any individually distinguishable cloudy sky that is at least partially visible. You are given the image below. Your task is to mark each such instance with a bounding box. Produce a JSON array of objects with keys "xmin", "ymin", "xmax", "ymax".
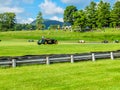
[{"xmin": 0, "ymin": 0, "xmax": 116, "ymax": 23}]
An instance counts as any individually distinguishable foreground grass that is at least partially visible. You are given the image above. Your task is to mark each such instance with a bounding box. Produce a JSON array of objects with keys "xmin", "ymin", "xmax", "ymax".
[
  {"xmin": 0, "ymin": 60, "xmax": 120, "ymax": 90},
  {"xmin": 1, "ymin": 41, "xmax": 120, "ymax": 56}
]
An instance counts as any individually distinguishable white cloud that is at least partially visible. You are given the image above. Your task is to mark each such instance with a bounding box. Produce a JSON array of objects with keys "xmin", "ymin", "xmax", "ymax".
[
  {"xmin": 39, "ymin": 0, "xmax": 64, "ymax": 15},
  {"xmin": 0, "ymin": 7, "xmax": 24, "ymax": 14},
  {"xmin": 50, "ymin": 16, "xmax": 63, "ymax": 22},
  {"xmin": 0, "ymin": 0, "xmax": 24, "ymax": 14},
  {"xmin": 18, "ymin": 17, "xmax": 34, "ymax": 24},
  {"xmin": 0, "ymin": 0, "xmax": 34, "ymax": 23}
]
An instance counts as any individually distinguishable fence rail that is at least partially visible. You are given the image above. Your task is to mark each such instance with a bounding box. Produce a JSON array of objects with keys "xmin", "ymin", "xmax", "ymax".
[{"xmin": 0, "ymin": 50, "xmax": 120, "ymax": 68}]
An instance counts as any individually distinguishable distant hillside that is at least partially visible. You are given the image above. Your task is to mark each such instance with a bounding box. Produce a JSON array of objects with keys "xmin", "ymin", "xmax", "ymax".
[{"xmin": 31, "ymin": 19, "xmax": 70, "ymax": 29}]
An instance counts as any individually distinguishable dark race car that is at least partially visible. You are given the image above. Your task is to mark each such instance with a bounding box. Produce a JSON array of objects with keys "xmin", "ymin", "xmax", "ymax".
[{"xmin": 37, "ymin": 38, "xmax": 58, "ymax": 45}]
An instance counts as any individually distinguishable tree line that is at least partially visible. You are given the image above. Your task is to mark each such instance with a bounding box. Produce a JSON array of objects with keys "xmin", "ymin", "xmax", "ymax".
[
  {"xmin": 64, "ymin": 0, "xmax": 120, "ymax": 30},
  {"xmin": 0, "ymin": 12, "xmax": 37, "ymax": 31},
  {"xmin": 0, "ymin": 12, "xmax": 44, "ymax": 31},
  {"xmin": 0, "ymin": 11, "xmax": 62, "ymax": 31},
  {"xmin": 0, "ymin": 11, "xmax": 52, "ymax": 31}
]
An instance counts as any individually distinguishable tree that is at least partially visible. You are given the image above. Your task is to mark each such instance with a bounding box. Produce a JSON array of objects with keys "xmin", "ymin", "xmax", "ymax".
[
  {"xmin": 0, "ymin": 14, "xmax": 3, "ymax": 31},
  {"xmin": 49, "ymin": 25, "xmax": 58, "ymax": 30},
  {"xmin": 14, "ymin": 24, "xmax": 22, "ymax": 31},
  {"xmin": 63, "ymin": 5, "xmax": 78, "ymax": 25},
  {"xmin": 73, "ymin": 10, "xmax": 86, "ymax": 31},
  {"xmin": 96, "ymin": 0, "xmax": 110, "ymax": 28},
  {"xmin": 0, "ymin": 12, "xmax": 16, "ymax": 31},
  {"xmin": 110, "ymin": 1, "xmax": 120, "ymax": 27},
  {"xmin": 8, "ymin": 13, "xmax": 16, "ymax": 30},
  {"xmin": 26, "ymin": 24, "xmax": 33, "ymax": 30},
  {"xmin": 85, "ymin": 1, "xmax": 97, "ymax": 29},
  {"xmin": 36, "ymin": 11, "xmax": 44, "ymax": 30}
]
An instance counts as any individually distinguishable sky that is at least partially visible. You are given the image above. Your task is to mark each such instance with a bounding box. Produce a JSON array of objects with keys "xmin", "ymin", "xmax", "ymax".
[{"xmin": 0, "ymin": 0, "xmax": 117, "ymax": 24}]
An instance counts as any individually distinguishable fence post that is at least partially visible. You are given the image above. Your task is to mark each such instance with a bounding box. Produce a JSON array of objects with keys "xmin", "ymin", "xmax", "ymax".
[
  {"xmin": 12, "ymin": 59, "xmax": 16, "ymax": 68},
  {"xmin": 92, "ymin": 53, "xmax": 95, "ymax": 61},
  {"xmin": 110, "ymin": 52, "xmax": 114, "ymax": 60},
  {"xmin": 46, "ymin": 56, "xmax": 50, "ymax": 65},
  {"xmin": 71, "ymin": 55, "xmax": 74, "ymax": 63}
]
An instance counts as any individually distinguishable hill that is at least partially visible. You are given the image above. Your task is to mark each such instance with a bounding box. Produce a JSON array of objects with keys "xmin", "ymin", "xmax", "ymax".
[
  {"xmin": 31, "ymin": 19, "xmax": 63, "ymax": 29},
  {"xmin": 31, "ymin": 19, "xmax": 71, "ymax": 29}
]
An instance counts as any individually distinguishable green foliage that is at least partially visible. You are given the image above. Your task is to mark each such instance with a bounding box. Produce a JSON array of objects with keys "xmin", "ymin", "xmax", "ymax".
[
  {"xmin": 96, "ymin": 1, "xmax": 110, "ymax": 28},
  {"xmin": 0, "ymin": 12, "xmax": 16, "ymax": 31},
  {"xmin": 85, "ymin": 1, "xmax": 97, "ymax": 29},
  {"xmin": 73, "ymin": 10, "xmax": 86, "ymax": 30},
  {"xmin": 110, "ymin": 1, "xmax": 120, "ymax": 27},
  {"xmin": 36, "ymin": 11, "xmax": 44, "ymax": 30},
  {"xmin": 64, "ymin": 5, "xmax": 78, "ymax": 25},
  {"xmin": 49, "ymin": 25, "xmax": 60, "ymax": 30},
  {"xmin": 14, "ymin": 24, "xmax": 36, "ymax": 31},
  {"xmin": 64, "ymin": 1, "xmax": 120, "ymax": 29}
]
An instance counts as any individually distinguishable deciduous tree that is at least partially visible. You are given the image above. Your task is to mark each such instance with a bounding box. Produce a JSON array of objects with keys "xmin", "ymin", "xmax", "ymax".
[
  {"xmin": 73, "ymin": 10, "xmax": 86, "ymax": 31},
  {"xmin": 0, "ymin": 12, "xmax": 16, "ymax": 31},
  {"xmin": 96, "ymin": 1, "xmax": 110, "ymax": 28},
  {"xmin": 85, "ymin": 1, "xmax": 97, "ymax": 29},
  {"xmin": 110, "ymin": 1, "xmax": 120, "ymax": 27},
  {"xmin": 64, "ymin": 5, "xmax": 78, "ymax": 25}
]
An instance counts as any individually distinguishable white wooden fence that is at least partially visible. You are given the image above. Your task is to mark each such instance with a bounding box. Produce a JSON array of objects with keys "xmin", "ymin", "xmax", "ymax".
[{"xmin": 0, "ymin": 51, "xmax": 120, "ymax": 68}]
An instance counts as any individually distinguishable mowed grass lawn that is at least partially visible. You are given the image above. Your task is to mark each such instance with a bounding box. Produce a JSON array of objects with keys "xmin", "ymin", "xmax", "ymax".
[
  {"xmin": 1, "ymin": 41, "xmax": 120, "ymax": 56},
  {"xmin": 1, "ymin": 60, "xmax": 120, "ymax": 90},
  {"xmin": 1, "ymin": 29, "xmax": 120, "ymax": 56}
]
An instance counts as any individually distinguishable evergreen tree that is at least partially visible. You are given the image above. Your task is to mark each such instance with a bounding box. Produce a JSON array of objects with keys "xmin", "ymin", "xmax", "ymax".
[{"xmin": 36, "ymin": 11, "xmax": 44, "ymax": 30}]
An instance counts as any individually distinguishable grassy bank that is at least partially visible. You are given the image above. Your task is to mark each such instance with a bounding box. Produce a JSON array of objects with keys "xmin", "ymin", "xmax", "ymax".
[
  {"xmin": 0, "ymin": 28, "xmax": 120, "ymax": 42},
  {"xmin": 0, "ymin": 60, "xmax": 120, "ymax": 90}
]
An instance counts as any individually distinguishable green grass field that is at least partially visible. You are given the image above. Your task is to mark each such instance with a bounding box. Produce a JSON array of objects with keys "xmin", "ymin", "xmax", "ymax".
[
  {"xmin": 0, "ymin": 60, "xmax": 120, "ymax": 90},
  {"xmin": 1, "ymin": 29, "xmax": 120, "ymax": 90},
  {"xmin": 1, "ymin": 29, "xmax": 120, "ymax": 56},
  {"xmin": 1, "ymin": 41, "xmax": 120, "ymax": 56}
]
